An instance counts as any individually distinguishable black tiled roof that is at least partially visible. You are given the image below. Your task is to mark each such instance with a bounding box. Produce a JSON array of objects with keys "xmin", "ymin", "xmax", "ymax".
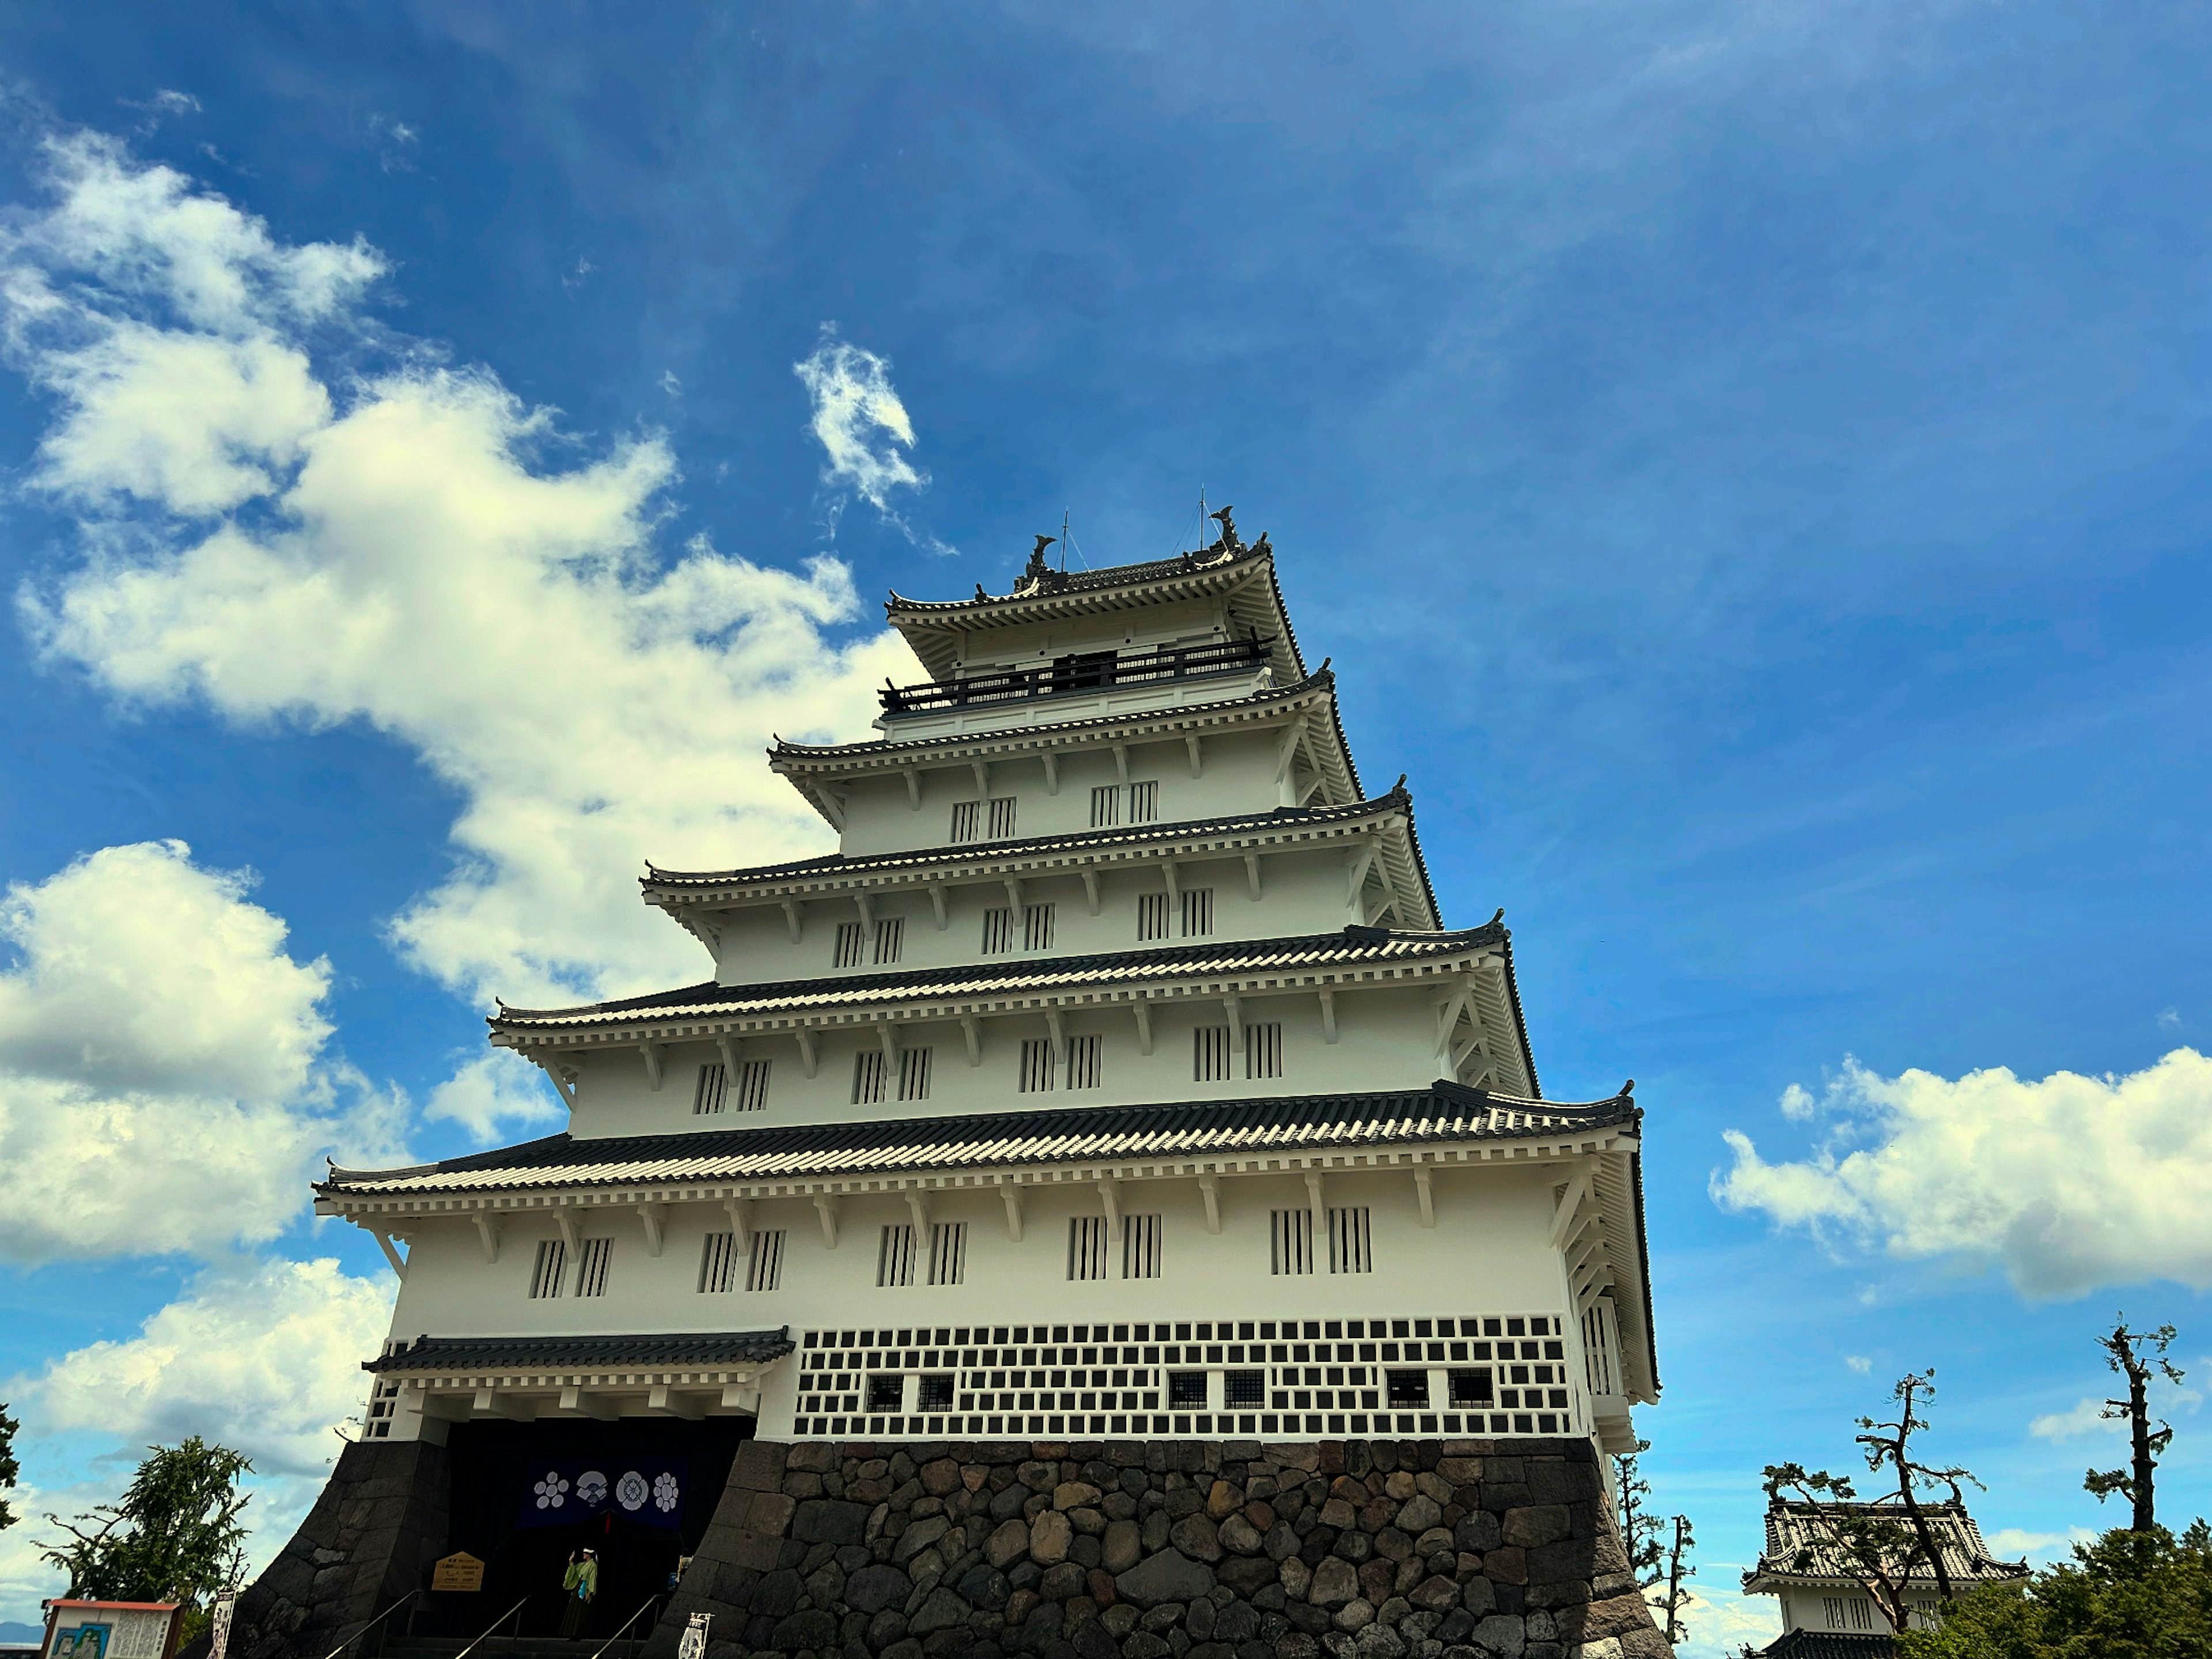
[
  {"xmin": 490, "ymin": 922, "xmax": 1503, "ymax": 1029},
  {"xmin": 322, "ymin": 1080, "xmax": 1638, "ymax": 1196},
  {"xmin": 1753, "ymin": 1633, "xmax": 1896, "ymax": 1659},
  {"xmin": 364, "ymin": 1330, "xmax": 794, "ymax": 1374},
  {"xmin": 1752, "ymin": 1500, "xmax": 2029, "ymax": 1588},
  {"xmin": 885, "ymin": 545, "xmax": 1260, "ymax": 613}
]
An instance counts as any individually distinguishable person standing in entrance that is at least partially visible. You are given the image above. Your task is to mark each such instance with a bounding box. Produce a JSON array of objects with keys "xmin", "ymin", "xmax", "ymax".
[{"xmin": 560, "ymin": 1548, "xmax": 598, "ymax": 1637}]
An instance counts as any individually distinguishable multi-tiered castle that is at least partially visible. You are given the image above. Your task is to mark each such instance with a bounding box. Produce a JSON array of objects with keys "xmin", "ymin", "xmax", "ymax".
[{"xmin": 229, "ymin": 522, "xmax": 1664, "ymax": 1659}]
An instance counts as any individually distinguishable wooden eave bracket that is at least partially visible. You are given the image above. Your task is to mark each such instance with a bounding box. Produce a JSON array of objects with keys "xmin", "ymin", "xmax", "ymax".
[
  {"xmin": 472, "ymin": 1213, "xmax": 502, "ymax": 1264},
  {"xmin": 638, "ymin": 1202, "xmax": 666, "ymax": 1257}
]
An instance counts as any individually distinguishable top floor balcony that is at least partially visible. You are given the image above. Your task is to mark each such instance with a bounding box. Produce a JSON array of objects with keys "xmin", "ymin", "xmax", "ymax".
[{"xmin": 878, "ymin": 635, "xmax": 1272, "ymax": 718}]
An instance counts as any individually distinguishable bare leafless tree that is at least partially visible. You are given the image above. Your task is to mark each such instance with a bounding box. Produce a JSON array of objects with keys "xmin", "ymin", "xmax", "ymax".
[
  {"xmin": 1658, "ymin": 1513, "xmax": 1695, "ymax": 1645},
  {"xmin": 2085, "ymin": 1316, "xmax": 2184, "ymax": 1534}
]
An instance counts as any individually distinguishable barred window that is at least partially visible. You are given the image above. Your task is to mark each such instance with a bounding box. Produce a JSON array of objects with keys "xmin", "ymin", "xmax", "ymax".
[
  {"xmin": 529, "ymin": 1238, "xmax": 567, "ymax": 1299},
  {"xmin": 1018, "ymin": 1038, "xmax": 1056, "ymax": 1093},
  {"xmin": 1329, "ymin": 1205, "xmax": 1373, "ymax": 1274},
  {"xmin": 1068, "ymin": 1215, "xmax": 1109, "ymax": 1281},
  {"xmin": 1449, "ymin": 1368, "xmax": 1494, "ymax": 1407},
  {"xmin": 1180, "ymin": 887, "xmax": 1214, "ymax": 937},
  {"xmin": 868, "ymin": 1374, "xmax": 904, "ymax": 1411},
  {"xmin": 1122, "ymin": 1213, "xmax": 1162, "ymax": 1279},
  {"xmin": 898, "ymin": 1046, "xmax": 933, "ymax": 1102},
  {"xmin": 832, "ymin": 921, "xmax": 866, "ymax": 968},
  {"xmin": 1194, "ymin": 1024, "xmax": 1233, "ymax": 1082},
  {"xmin": 693, "ymin": 1062, "xmax": 727, "ymax": 1115},
  {"xmin": 1271, "ymin": 1209, "xmax": 1315, "ymax": 1276},
  {"xmin": 877, "ymin": 1224, "xmax": 916, "ymax": 1287},
  {"xmin": 1137, "ymin": 891, "xmax": 1171, "ymax": 942},
  {"xmin": 874, "ymin": 916, "xmax": 904, "ymax": 964},
  {"xmin": 697, "ymin": 1230, "xmax": 739, "ymax": 1294},
  {"xmin": 746, "ymin": 1229, "xmax": 786, "ymax": 1293},
  {"xmin": 987, "ymin": 797, "xmax": 1018, "ymax": 838},
  {"xmin": 1128, "ymin": 781, "xmax": 1159, "ymax": 822},
  {"xmin": 1090, "ymin": 784, "xmax": 1120, "ymax": 828},
  {"xmin": 982, "ymin": 906, "xmax": 1014, "ymax": 953},
  {"xmin": 575, "ymin": 1237, "xmax": 613, "ymax": 1297},
  {"xmin": 733, "ymin": 1058, "xmax": 772, "ymax": 1111},
  {"xmin": 1246, "ymin": 1021, "xmax": 1284, "ymax": 1080},
  {"xmin": 1225, "ymin": 1369, "xmax": 1264, "ymax": 1407},
  {"xmin": 1387, "ymin": 1369, "xmax": 1430, "ymax": 1408},
  {"xmin": 1066, "ymin": 1033, "xmax": 1103, "ymax": 1089},
  {"xmin": 918, "ymin": 1374, "xmax": 955, "ymax": 1411},
  {"xmin": 927, "ymin": 1222, "xmax": 967, "ymax": 1286},
  {"xmin": 1168, "ymin": 1371, "xmax": 1207, "ymax": 1407},
  {"xmin": 950, "ymin": 801, "xmax": 980, "ymax": 842},
  {"xmin": 1023, "ymin": 902, "xmax": 1056, "ymax": 951},
  {"xmin": 853, "ymin": 1049, "xmax": 887, "ymax": 1105}
]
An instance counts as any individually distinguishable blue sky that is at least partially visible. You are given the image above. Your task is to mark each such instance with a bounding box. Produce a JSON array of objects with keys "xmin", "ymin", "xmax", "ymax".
[{"xmin": 0, "ymin": 2, "xmax": 2208, "ymax": 1650}]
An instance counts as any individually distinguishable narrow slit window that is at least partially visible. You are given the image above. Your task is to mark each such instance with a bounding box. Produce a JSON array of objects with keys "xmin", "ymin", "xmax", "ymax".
[
  {"xmin": 873, "ymin": 916, "xmax": 904, "ymax": 964},
  {"xmin": 987, "ymin": 796, "xmax": 1018, "ymax": 838},
  {"xmin": 1137, "ymin": 891, "xmax": 1171, "ymax": 942},
  {"xmin": 950, "ymin": 801, "xmax": 980, "ymax": 842},
  {"xmin": 832, "ymin": 921, "xmax": 866, "ymax": 969},
  {"xmin": 1328, "ymin": 1205, "xmax": 1373, "ymax": 1274},
  {"xmin": 981, "ymin": 906, "xmax": 1014, "ymax": 954},
  {"xmin": 693, "ymin": 1062, "xmax": 728, "ymax": 1115},
  {"xmin": 852, "ymin": 1048, "xmax": 887, "ymax": 1105},
  {"xmin": 1068, "ymin": 1215, "xmax": 1109, "ymax": 1281},
  {"xmin": 1018, "ymin": 1038, "xmax": 1056, "ymax": 1093},
  {"xmin": 745, "ymin": 1229, "xmax": 786, "ymax": 1293},
  {"xmin": 1194, "ymin": 1024, "xmax": 1232, "ymax": 1082},
  {"xmin": 1245, "ymin": 1021, "xmax": 1284, "ymax": 1080},
  {"xmin": 1090, "ymin": 785, "xmax": 1119, "ymax": 828},
  {"xmin": 1122, "ymin": 1213, "xmax": 1162, "ymax": 1280},
  {"xmin": 1271, "ymin": 1209, "xmax": 1314, "ymax": 1276},
  {"xmin": 1180, "ymin": 887, "xmax": 1214, "ymax": 937},
  {"xmin": 529, "ymin": 1238, "xmax": 567, "ymax": 1298},
  {"xmin": 1022, "ymin": 902, "xmax": 1056, "ymax": 951},
  {"xmin": 1128, "ymin": 781, "xmax": 1159, "ymax": 822},
  {"xmin": 877, "ymin": 1224, "xmax": 916, "ymax": 1287},
  {"xmin": 697, "ymin": 1231, "xmax": 738, "ymax": 1294},
  {"xmin": 733, "ymin": 1058, "xmax": 772, "ymax": 1111},
  {"xmin": 574, "ymin": 1237, "xmax": 613, "ymax": 1297},
  {"xmin": 927, "ymin": 1222, "xmax": 967, "ymax": 1286},
  {"xmin": 897, "ymin": 1046, "xmax": 933, "ymax": 1101},
  {"xmin": 1066, "ymin": 1033, "xmax": 1103, "ymax": 1090}
]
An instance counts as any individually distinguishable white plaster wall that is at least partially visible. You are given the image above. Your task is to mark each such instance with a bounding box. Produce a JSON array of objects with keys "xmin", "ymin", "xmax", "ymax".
[{"xmin": 561, "ymin": 978, "xmax": 1460, "ymax": 1140}]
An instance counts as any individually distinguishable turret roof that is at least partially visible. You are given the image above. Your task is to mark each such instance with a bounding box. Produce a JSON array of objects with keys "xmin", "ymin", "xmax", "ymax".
[
  {"xmin": 1744, "ymin": 1498, "xmax": 2030, "ymax": 1593},
  {"xmin": 365, "ymin": 1330, "xmax": 794, "ymax": 1374}
]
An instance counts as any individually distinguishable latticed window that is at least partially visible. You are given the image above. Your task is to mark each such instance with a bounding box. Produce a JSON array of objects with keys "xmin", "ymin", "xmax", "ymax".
[
  {"xmin": 877, "ymin": 1224, "xmax": 916, "ymax": 1287},
  {"xmin": 697, "ymin": 1231, "xmax": 740, "ymax": 1294},
  {"xmin": 1225, "ymin": 1369, "xmax": 1264, "ymax": 1407},
  {"xmin": 746, "ymin": 1230, "xmax": 786, "ymax": 1292},
  {"xmin": 1090, "ymin": 785, "xmax": 1119, "ymax": 828},
  {"xmin": 982, "ymin": 906, "xmax": 1014, "ymax": 953},
  {"xmin": 1329, "ymin": 1206, "xmax": 1373, "ymax": 1274},
  {"xmin": 853, "ymin": 1049, "xmax": 887, "ymax": 1105},
  {"xmin": 1180, "ymin": 887, "xmax": 1214, "ymax": 937},
  {"xmin": 832, "ymin": 921, "xmax": 866, "ymax": 968},
  {"xmin": 1449, "ymin": 1369, "xmax": 1494, "ymax": 1407},
  {"xmin": 1194, "ymin": 1025, "xmax": 1232, "ymax": 1082},
  {"xmin": 898, "ymin": 1047, "xmax": 933, "ymax": 1101},
  {"xmin": 1128, "ymin": 781, "xmax": 1159, "ymax": 822},
  {"xmin": 1137, "ymin": 892, "xmax": 1171, "ymax": 942},
  {"xmin": 927, "ymin": 1222, "xmax": 967, "ymax": 1285},
  {"xmin": 1387, "ymin": 1369, "xmax": 1430, "ymax": 1407},
  {"xmin": 874, "ymin": 916, "xmax": 904, "ymax": 964},
  {"xmin": 529, "ymin": 1238, "xmax": 567, "ymax": 1298},
  {"xmin": 1246, "ymin": 1021, "xmax": 1284, "ymax": 1079},
  {"xmin": 1066, "ymin": 1034, "xmax": 1103, "ymax": 1089},
  {"xmin": 694, "ymin": 1062, "xmax": 727, "ymax": 1115},
  {"xmin": 575, "ymin": 1237, "xmax": 613, "ymax": 1297},
  {"xmin": 733, "ymin": 1058, "xmax": 771, "ymax": 1111},
  {"xmin": 987, "ymin": 797, "xmax": 1018, "ymax": 838},
  {"xmin": 1067, "ymin": 1215, "xmax": 1109, "ymax": 1281},
  {"xmin": 1270, "ymin": 1209, "xmax": 1313, "ymax": 1276},
  {"xmin": 1023, "ymin": 902, "xmax": 1056, "ymax": 951},
  {"xmin": 1123, "ymin": 1214, "xmax": 1162, "ymax": 1279},
  {"xmin": 1018, "ymin": 1038, "xmax": 1056, "ymax": 1093},
  {"xmin": 950, "ymin": 801, "xmax": 981, "ymax": 842}
]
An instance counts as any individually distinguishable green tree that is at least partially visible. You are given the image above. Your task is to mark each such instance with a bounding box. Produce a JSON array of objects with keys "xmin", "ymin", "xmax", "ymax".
[
  {"xmin": 1614, "ymin": 1438, "xmax": 1665, "ymax": 1592},
  {"xmin": 1897, "ymin": 1524, "xmax": 2212, "ymax": 1658},
  {"xmin": 1658, "ymin": 1512, "xmax": 1696, "ymax": 1646},
  {"xmin": 2085, "ymin": 1317, "xmax": 2184, "ymax": 1535},
  {"xmin": 40, "ymin": 1438, "xmax": 252, "ymax": 1629},
  {"xmin": 0, "ymin": 1399, "xmax": 19, "ymax": 1532}
]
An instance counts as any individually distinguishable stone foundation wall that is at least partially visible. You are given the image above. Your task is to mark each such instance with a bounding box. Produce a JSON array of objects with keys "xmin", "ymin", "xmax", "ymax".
[{"xmin": 650, "ymin": 1440, "xmax": 1666, "ymax": 1659}]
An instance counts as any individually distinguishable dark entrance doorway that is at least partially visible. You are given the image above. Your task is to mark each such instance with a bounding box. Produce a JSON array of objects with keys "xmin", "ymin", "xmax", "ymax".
[{"xmin": 426, "ymin": 1418, "xmax": 751, "ymax": 1641}]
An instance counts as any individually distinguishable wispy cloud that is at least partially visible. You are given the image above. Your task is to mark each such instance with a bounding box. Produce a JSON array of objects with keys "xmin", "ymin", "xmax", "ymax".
[{"xmin": 793, "ymin": 324, "xmax": 957, "ymax": 555}]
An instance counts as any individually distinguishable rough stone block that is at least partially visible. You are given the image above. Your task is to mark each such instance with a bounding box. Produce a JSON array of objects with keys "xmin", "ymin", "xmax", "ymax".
[
  {"xmin": 1115, "ymin": 1550, "xmax": 1217, "ymax": 1608},
  {"xmin": 795, "ymin": 1499, "xmax": 874, "ymax": 1546}
]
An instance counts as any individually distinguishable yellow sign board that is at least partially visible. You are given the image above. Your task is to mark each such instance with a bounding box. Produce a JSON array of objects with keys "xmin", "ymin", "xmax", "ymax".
[{"xmin": 432, "ymin": 1553, "xmax": 484, "ymax": 1593}]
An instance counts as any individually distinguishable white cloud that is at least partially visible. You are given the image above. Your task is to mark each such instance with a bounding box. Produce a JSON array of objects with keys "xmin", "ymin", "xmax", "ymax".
[
  {"xmin": 1714, "ymin": 1049, "xmax": 2212, "ymax": 1298},
  {"xmin": 2160, "ymin": 1007, "xmax": 2182, "ymax": 1030},
  {"xmin": 1984, "ymin": 1526, "xmax": 2093, "ymax": 1562},
  {"xmin": 1672, "ymin": 1584, "xmax": 1780, "ymax": 1659},
  {"xmin": 0, "ymin": 840, "xmax": 384, "ymax": 1263},
  {"xmin": 2029, "ymin": 1397, "xmax": 2120, "ymax": 1440},
  {"xmin": 426, "ymin": 1051, "xmax": 563, "ymax": 1143},
  {"xmin": 1778, "ymin": 1081, "xmax": 1816, "ymax": 1120},
  {"xmin": 18, "ymin": 1257, "xmax": 393, "ymax": 1476},
  {"xmin": 5, "ymin": 130, "xmax": 917, "ymax": 1012},
  {"xmin": 793, "ymin": 325, "xmax": 926, "ymax": 513},
  {"xmin": 1846, "ymin": 1354, "xmax": 1872, "ymax": 1374}
]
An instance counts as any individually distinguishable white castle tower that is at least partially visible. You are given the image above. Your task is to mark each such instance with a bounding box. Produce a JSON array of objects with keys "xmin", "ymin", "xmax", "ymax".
[{"xmin": 299, "ymin": 520, "xmax": 1659, "ymax": 1647}]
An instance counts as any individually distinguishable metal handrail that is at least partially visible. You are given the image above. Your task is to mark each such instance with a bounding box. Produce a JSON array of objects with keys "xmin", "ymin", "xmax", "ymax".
[
  {"xmin": 586, "ymin": 1596, "xmax": 662, "ymax": 1659},
  {"xmin": 448, "ymin": 1594, "xmax": 531, "ymax": 1659},
  {"xmin": 317, "ymin": 1590, "xmax": 422, "ymax": 1659},
  {"xmin": 880, "ymin": 635, "xmax": 1271, "ymax": 714}
]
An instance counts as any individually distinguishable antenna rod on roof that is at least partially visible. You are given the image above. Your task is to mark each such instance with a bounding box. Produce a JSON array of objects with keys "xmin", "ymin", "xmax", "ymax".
[{"xmin": 1060, "ymin": 507, "xmax": 1069, "ymax": 571}]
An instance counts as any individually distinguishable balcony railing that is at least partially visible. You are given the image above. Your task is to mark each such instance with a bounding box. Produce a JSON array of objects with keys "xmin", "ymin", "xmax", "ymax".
[{"xmin": 880, "ymin": 635, "xmax": 1272, "ymax": 716}]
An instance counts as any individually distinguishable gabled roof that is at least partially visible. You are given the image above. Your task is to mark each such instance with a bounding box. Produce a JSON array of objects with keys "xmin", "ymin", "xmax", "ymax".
[
  {"xmin": 885, "ymin": 541, "xmax": 1308, "ymax": 687},
  {"xmin": 1745, "ymin": 1499, "xmax": 2030, "ymax": 1593},
  {"xmin": 641, "ymin": 789, "xmax": 1439, "ymax": 931},
  {"xmin": 322, "ymin": 1080, "xmax": 1637, "ymax": 1198},
  {"xmin": 1753, "ymin": 1634, "xmax": 1896, "ymax": 1659},
  {"xmin": 365, "ymin": 1330, "xmax": 794, "ymax": 1374}
]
